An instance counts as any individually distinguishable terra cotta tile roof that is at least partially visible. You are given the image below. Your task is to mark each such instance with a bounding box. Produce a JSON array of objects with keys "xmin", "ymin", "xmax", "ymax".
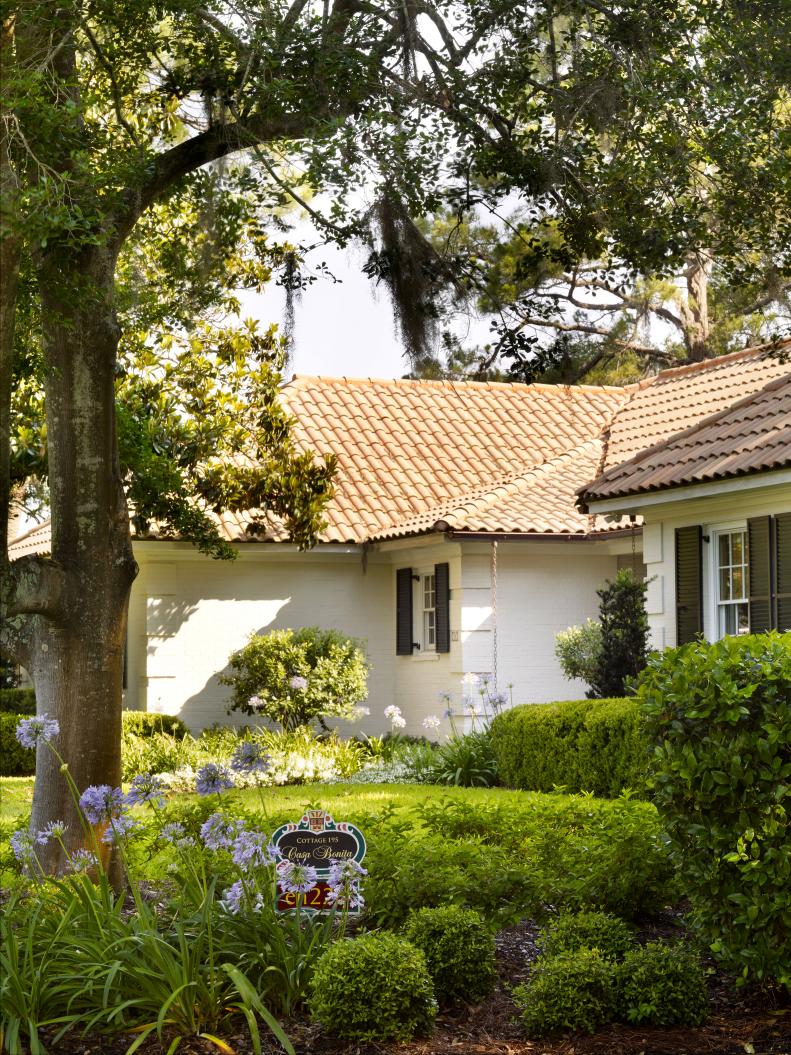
[{"xmin": 580, "ymin": 370, "xmax": 791, "ymax": 504}]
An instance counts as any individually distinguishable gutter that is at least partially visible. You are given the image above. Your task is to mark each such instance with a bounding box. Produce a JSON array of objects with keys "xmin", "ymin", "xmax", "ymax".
[{"xmin": 440, "ymin": 526, "xmax": 641, "ymax": 543}]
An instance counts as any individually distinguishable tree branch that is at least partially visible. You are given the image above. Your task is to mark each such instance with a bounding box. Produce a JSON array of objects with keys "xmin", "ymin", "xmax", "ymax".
[{"xmin": 514, "ymin": 316, "xmax": 667, "ymax": 356}]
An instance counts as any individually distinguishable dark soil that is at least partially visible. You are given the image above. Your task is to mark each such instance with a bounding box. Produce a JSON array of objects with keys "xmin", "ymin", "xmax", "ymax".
[{"xmin": 40, "ymin": 914, "xmax": 791, "ymax": 1055}]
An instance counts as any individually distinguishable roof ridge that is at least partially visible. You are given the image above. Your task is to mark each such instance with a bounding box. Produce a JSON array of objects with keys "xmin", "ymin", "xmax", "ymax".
[
  {"xmin": 7, "ymin": 519, "xmax": 50, "ymax": 547},
  {"xmin": 579, "ymin": 367, "xmax": 791, "ymax": 505},
  {"xmin": 284, "ymin": 373, "xmax": 629, "ymax": 394},
  {"xmin": 651, "ymin": 338, "xmax": 791, "ymax": 383}
]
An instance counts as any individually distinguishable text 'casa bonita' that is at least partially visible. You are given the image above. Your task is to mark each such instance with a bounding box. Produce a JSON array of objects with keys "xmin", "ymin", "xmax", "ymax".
[{"xmin": 272, "ymin": 809, "xmax": 366, "ymax": 873}]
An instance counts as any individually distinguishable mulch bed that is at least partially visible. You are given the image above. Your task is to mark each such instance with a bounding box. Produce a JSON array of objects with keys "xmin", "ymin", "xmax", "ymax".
[{"xmin": 41, "ymin": 914, "xmax": 791, "ymax": 1055}]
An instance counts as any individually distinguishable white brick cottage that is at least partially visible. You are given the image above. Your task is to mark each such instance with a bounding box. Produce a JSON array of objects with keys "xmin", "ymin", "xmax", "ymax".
[{"xmin": 9, "ymin": 344, "xmax": 791, "ymax": 734}]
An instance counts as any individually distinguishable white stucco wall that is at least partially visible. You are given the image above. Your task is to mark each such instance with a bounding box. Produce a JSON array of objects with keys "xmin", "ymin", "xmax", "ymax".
[
  {"xmin": 124, "ymin": 532, "xmax": 641, "ymax": 734},
  {"xmin": 126, "ymin": 542, "xmax": 394, "ymax": 732},
  {"xmin": 633, "ymin": 480, "xmax": 791, "ymax": 649}
]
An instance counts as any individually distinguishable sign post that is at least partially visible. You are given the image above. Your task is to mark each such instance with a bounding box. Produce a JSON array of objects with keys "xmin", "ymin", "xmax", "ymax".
[{"xmin": 271, "ymin": 809, "xmax": 366, "ymax": 914}]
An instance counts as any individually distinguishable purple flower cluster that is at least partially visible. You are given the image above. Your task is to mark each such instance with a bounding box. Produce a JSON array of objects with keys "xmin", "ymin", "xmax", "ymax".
[
  {"xmin": 79, "ymin": 785, "xmax": 125, "ymax": 824},
  {"xmin": 325, "ymin": 856, "xmax": 366, "ymax": 910},
  {"xmin": 68, "ymin": 849, "xmax": 100, "ymax": 874},
  {"xmin": 159, "ymin": 822, "xmax": 186, "ymax": 843},
  {"xmin": 102, "ymin": 814, "xmax": 138, "ymax": 845},
  {"xmin": 10, "ymin": 830, "xmax": 36, "ymax": 863},
  {"xmin": 277, "ymin": 859, "xmax": 319, "ymax": 895},
  {"xmin": 220, "ymin": 880, "xmax": 264, "ymax": 915},
  {"xmin": 15, "ymin": 715, "xmax": 59, "ymax": 749},
  {"xmin": 230, "ymin": 740, "xmax": 270, "ymax": 775},
  {"xmin": 231, "ymin": 830, "xmax": 280, "ymax": 871},
  {"xmin": 125, "ymin": 772, "xmax": 167, "ymax": 807},
  {"xmin": 195, "ymin": 763, "xmax": 234, "ymax": 796},
  {"xmin": 36, "ymin": 820, "xmax": 67, "ymax": 845},
  {"xmin": 200, "ymin": 812, "xmax": 239, "ymax": 851}
]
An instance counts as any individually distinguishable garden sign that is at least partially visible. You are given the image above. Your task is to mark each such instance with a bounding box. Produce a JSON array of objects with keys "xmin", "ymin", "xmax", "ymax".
[{"xmin": 272, "ymin": 809, "xmax": 366, "ymax": 913}]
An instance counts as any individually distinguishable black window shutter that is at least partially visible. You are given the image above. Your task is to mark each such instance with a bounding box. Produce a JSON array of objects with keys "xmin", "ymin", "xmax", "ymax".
[
  {"xmin": 774, "ymin": 513, "xmax": 791, "ymax": 631},
  {"xmin": 434, "ymin": 562, "xmax": 450, "ymax": 653},
  {"xmin": 396, "ymin": 568, "xmax": 414, "ymax": 655},
  {"xmin": 748, "ymin": 516, "xmax": 775, "ymax": 632},
  {"xmin": 675, "ymin": 526, "xmax": 703, "ymax": 644}
]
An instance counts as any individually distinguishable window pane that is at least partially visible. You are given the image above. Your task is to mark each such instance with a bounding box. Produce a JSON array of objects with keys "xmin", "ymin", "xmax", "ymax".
[
  {"xmin": 732, "ymin": 565, "xmax": 744, "ymax": 600},
  {"xmin": 719, "ymin": 567, "xmax": 731, "ymax": 601},
  {"xmin": 718, "ymin": 533, "xmax": 730, "ymax": 567},
  {"xmin": 732, "ymin": 532, "xmax": 744, "ymax": 565},
  {"xmin": 736, "ymin": 603, "xmax": 749, "ymax": 635}
]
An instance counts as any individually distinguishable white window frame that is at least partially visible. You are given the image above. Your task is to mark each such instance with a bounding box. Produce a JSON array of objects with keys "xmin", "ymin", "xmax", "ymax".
[
  {"xmin": 419, "ymin": 570, "xmax": 437, "ymax": 652},
  {"xmin": 705, "ymin": 521, "xmax": 750, "ymax": 641}
]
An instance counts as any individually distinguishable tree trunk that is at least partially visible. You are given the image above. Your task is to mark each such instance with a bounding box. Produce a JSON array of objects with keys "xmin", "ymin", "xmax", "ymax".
[
  {"xmin": 21, "ymin": 250, "xmax": 137, "ymax": 877},
  {"xmin": 684, "ymin": 253, "xmax": 713, "ymax": 361}
]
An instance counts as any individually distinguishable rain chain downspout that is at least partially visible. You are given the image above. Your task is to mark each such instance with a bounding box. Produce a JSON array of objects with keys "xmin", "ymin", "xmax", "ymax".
[{"xmin": 491, "ymin": 539, "xmax": 498, "ymax": 689}]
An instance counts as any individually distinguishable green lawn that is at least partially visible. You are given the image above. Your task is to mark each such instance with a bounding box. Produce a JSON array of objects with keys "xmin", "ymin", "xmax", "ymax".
[{"xmin": 0, "ymin": 776, "xmax": 34, "ymax": 824}]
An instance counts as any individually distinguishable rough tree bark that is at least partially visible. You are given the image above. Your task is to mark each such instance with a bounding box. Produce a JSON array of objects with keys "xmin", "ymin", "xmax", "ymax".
[{"xmin": 683, "ymin": 252, "xmax": 713, "ymax": 361}]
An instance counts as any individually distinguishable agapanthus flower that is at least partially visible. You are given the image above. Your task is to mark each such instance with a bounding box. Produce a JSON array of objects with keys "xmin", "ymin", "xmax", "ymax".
[
  {"xmin": 10, "ymin": 829, "xmax": 36, "ymax": 863},
  {"xmin": 68, "ymin": 849, "xmax": 100, "ymax": 874},
  {"xmin": 101, "ymin": 814, "xmax": 138, "ymax": 845},
  {"xmin": 351, "ymin": 705, "xmax": 370, "ymax": 719},
  {"xmin": 422, "ymin": 714, "xmax": 441, "ymax": 731},
  {"xmin": 277, "ymin": 859, "xmax": 319, "ymax": 895},
  {"xmin": 36, "ymin": 821, "xmax": 67, "ymax": 845},
  {"xmin": 220, "ymin": 879, "xmax": 246, "ymax": 914},
  {"xmin": 125, "ymin": 772, "xmax": 167, "ymax": 807},
  {"xmin": 477, "ymin": 672, "xmax": 492, "ymax": 688},
  {"xmin": 325, "ymin": 884, "xmax": 365, "ymax": 910},
  {"xmin": 383, "ymin": 705, "xmax": 401, "ymax": 720},
  {"xmin": 200, "ymin": 812, "xmax": 239, "ymax": 851},
  {"xmin": 15, "ymin": 715, "xmax": 59, "ymax": 749},
  {"xmin": 443, "ymin": 707, "xmax": 454, "ymax": 719},
  {"xmin": 230, "ymin": 740, "xmax": 270, "ymax": 775},
  {"xmin": 289, "ymin": 675, "xmax": 308, "ymax": 692},
  {"xmin": 195, "ymin": 763, "xmax": 234, "ymax": 796},
  {"xmin": 79, "ymin": 785, "xmax": 126, "ymax": 824},
  {"xmin": 247, "ymin": 695, "xmax": 264, "ymax": 710},
  {"xmin": 159, "ymin": 822, "xmax": 186, "ymax": 843},
  {"xmin": 326, "ymin": 857, "xmax": 367, "ymax": 889},
  {"xmin": 232, "ymin": 829, "xmax": 280, "ymax": 870},
  {"xmin": 491, "ymin": 691, "xmax": 508, "ymax": 710}
]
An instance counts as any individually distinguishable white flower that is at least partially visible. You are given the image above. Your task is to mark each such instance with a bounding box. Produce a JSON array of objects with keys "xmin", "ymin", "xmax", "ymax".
[
  {"xmin": 352, "ymin": 705, "xmax": 371, "ymax": 718},
  {"xmin": 422, "ymin": 715, "xmax": 441, "ymax": 731},
  {"xmin": 391, "ymin": 714, "xmax": 406, "ymax": 728},
  {"xmin": 384, "ymin": 705, "xmax": 402, "ymax": 720}
]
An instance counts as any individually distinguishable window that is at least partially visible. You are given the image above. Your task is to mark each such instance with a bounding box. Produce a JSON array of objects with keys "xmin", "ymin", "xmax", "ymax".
[
  {"xmin": 715, "ymin": 529, "xmax": 749, "ymax": 637},
  {"xmin": 422, "ymin": 573, "xmax": 436, "ymax": 650}
]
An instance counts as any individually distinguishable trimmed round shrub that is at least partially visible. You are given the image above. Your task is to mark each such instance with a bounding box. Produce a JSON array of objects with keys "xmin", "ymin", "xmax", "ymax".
[
  {"xmin": 222, "ymin": 626, "xmax": 369, "ymax": 729},
  {"xmin": 513, "ymin": 948, "xmax": 616, "ymax": 1036},
  {"xmin": 0, "ymin": 714, "xmax": 35, "ymax": 776},
  {"xmin": 540, "ymin": 911, "xmax": 633, "ymax": 961},
  {"xmin": 616, "ymin": 942, "xmax": 709, "ymax": 1026},
  {"xmin": 404, "ymin": 905, "xmax": 496, "ymax": 1004},
  {"xmin": 638, "ymin": 632, "xmax": 791, "ymax": 988},
  {"xmin": 490, "ymin": 697, "xmax": 646, "ymax": 797},
  {"xmin": 308, "ymin": 932, "xmax": 437, "ymax": 1041}
]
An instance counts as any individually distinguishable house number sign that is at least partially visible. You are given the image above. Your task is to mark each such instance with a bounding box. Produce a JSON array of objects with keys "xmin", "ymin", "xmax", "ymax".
[{"xmin": 272, "ymin": 809, "xmax": 366, "ymax": 913}]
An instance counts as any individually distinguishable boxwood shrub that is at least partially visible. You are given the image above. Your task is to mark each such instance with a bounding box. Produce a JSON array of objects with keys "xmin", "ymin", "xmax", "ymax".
[
  {"xmin": 638, "ymin": 632, "xmax": 791, "ymax": 989},
  {"xmin": 404, "ymin": 905, "xmax": 496, "ymax": 1004},
  {"xmin": 0, "ymin": 714, "xmax": 35, "ymax": 775},
  {"xmin": 513, "ymin": 948, "xmax": 617, "ymax": 1036},
  {"xmin": 308, "ymin": 932, "xmax": 437, "ymax": 1041},
  {"xmin": 121, "ymin": 711, "xmax": 188, "ymax": 738},
  {"xmin": 490, "ymin": 697, "xmax": 646, "ymax": 797},
  {"xmin": 616, "ymin": 942, "xmax": 708, "ymax": 1027},
  {"xmin": 540, "ymin": 911, "xmax": 634, "ymax": 961},
  {"xmin": 0, "ymin": 688, "xmax": 36, "ymax": 715}
]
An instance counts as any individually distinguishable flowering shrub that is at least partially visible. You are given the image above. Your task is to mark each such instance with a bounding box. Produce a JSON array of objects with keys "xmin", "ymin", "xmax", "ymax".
[
  {"xmin": 404, "ymin": 905, "xmax": 496, "ymax": 1005},
  {"xmin": 222, "ymin": 626, "xmax": 369, "ymax": 728},
  {"xmin": 308, "ymin": 932, "xmax": 437, "ymax": 1041},
  {"xmin": 555, "ymin": 619, "xmax": 603, "ymax": 688}
]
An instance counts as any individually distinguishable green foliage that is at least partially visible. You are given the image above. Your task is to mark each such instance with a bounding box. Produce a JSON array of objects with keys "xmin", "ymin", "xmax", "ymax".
[
  {"xmin": 426, "ymin": 730, "xmax": 498, "ymax": 787},
  {"xmin": 490, "ymin": 698, "xmax": 646, "ymax": 796},
  {"xmin": 223, "ymin": 627, "xmax": 369, "ymax": 729},
  {"xmin": 616, "ymin": 942, "xmax": 709, "ymax": 1027},
  {"xmin": 0, "ymin": 689, "xmax": 36, "ymax": 716},
  {"xmin": 540, "ymin": 912, "xmax": 634, "ymax": 962},
  {"xmin": 589, "ymin": 570, "xmax": 650, "ymax": 699},
  {"xmin": 513, "ymin": 949, "xmax": 617, "ymax": 1037},
  {"xmin": 0, "ymin": 716, "xmax": 35, "ymax": 776},
  {"xmin": 308, "ymin": 932, "xmax": 437, "ymax": 1042},
  {"xmin": 404, "ymin": 905, "xmax": 496, "ymax": 1005},
  {"xmin": 554, "ymin": 620, "xmax": 603, "ymax": 688},
  {"xmin": 417, "ymin": 794, "xmax": 677, "ymax": 920},
  {"xmin": 638, "ymin": 632, "xmax": 791, "ymax": 989},
  {"xmin": 121, "ymin": 711, "xmax": 188, "ymax": 738}
]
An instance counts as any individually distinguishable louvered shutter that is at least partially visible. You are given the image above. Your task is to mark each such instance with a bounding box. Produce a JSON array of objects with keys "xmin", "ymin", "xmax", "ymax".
[
  {"xmin": 748, "ymin": 516, "xmax": 775, "ymax": 632},
  {"xmin": 675, "ymin": 526, "xmax": 703, "ymax": 644},
  {"xmin": 434, "ymin": 562, "xmax": 450, "ymax": 653},
  {"xmin": 774, "ymin": 513, "xmax": 791, "ymax": 631},
  {"xmin": 396, "ymin": 568, "xmax": 414, "ymax": 655}
]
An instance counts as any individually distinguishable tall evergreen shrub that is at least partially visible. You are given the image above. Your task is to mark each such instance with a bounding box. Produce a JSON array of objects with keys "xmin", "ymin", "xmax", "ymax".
[{"xmin": 589, "ymin": 569, "xmax": 649, "ymax": 698}]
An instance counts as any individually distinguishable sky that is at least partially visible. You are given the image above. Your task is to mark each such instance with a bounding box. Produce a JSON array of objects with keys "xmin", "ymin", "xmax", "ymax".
[{"xmin": 239, "ymin": 239, "xmax": 412, "ymax": 381}]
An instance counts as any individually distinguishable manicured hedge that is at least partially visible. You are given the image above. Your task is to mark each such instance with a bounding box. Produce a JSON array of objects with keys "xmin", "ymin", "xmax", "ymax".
[
  {"xmin": 490, "ymin": 698, "xmax": 646, "ymax": 797},
  {"xmin": 121, "ymin": 711, "xmax": 189, "ymax": 739},
  {"xmin": 0, "ymin": 687, "xmax": 36, "ymax": 715},
  {"xmin": 0, "ymin": 714, "xmax": 35, "ymax": 775}
]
